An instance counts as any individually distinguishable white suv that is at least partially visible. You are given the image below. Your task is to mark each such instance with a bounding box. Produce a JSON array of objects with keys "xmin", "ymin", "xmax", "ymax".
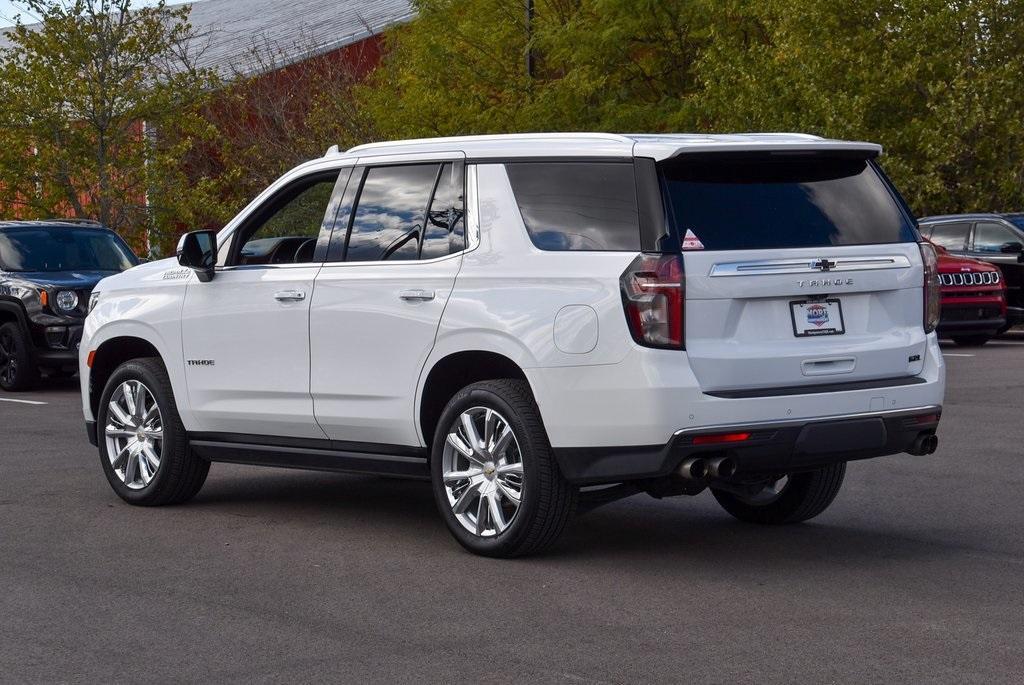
[{"xmin": 80, "ymin": 133, "xmax": 945, "ymax": 557}]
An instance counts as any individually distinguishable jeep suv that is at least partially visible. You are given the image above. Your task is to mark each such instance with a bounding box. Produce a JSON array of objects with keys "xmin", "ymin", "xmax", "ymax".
[
  {"xmin": 930, "ymin": 241, "xmax": 1006, "ymax": 346},
  {"xmin": 80, "ymin": 133, "xmax": 945, "ymax": 557},
  {"xmin": 0, "ymin": 220, "xmax": 138, "ymax": 391},
  {"xmin": 919, "ymin": 213, "xmax": 1024, "ymax": 330}
]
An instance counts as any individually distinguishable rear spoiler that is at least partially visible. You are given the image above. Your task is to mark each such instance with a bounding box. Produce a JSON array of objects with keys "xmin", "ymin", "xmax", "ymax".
[{"xmin": 635, "ymin": 140, "xmax": 883, "ymax": 162}]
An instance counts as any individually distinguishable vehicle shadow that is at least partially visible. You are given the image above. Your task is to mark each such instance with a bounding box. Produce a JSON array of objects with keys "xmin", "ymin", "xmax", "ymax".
[{"xmin": 190, "ymin": 468, "xmax": 945, "ymax": 569}]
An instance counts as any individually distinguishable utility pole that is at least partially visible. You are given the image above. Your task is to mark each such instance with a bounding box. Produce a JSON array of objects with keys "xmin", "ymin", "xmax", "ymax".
[{"xmin": 525, "ymin": 0, "xmax": 535, "ymax": 78}]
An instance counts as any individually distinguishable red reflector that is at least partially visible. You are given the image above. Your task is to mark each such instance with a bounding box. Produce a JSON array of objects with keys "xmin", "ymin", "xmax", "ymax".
[
  {"xmin": 692, "ymin": 432, "xmax": 751, "ymax": 445},
  {"xmin": 86, "ymin": 350, "xmax": 96, "ymax": 368},
  {"xmin": 912, "ymin": 413, "xmax": 940, "ymax": 425}
]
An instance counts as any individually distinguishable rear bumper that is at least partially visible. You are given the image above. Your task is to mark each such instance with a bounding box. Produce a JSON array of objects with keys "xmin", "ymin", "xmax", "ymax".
[
  {"xmin": 553, "ymin": 406, "xmax": 941, "ymax": 484},
  {"xmin": 937, "ymin": 316, "xmax": 1005, "ymax": 336}
]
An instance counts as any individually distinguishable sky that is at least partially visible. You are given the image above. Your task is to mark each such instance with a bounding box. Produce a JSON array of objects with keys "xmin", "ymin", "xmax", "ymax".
[{"xmin": 0, "ymin": 1, "xmax": 192, "ymax": 28}]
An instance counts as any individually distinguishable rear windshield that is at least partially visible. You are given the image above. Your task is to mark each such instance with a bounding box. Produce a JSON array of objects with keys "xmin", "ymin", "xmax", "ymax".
[
  {"xmin": 660, "ymin": 156, "xmax": 917, "ymax": 251},
  {"xmin": 0, "ymin": 227, "xmax": 138, "ymax": 272}
]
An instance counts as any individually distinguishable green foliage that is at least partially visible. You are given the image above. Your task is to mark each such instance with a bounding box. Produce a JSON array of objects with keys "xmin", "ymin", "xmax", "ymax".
[
  {"xmin": 0, "ymin": 0, "xmax": 219, "ymax": 254},
  {"xmin": 360, "ymin": 0, "xmax": 1024, "ymax": 214}
]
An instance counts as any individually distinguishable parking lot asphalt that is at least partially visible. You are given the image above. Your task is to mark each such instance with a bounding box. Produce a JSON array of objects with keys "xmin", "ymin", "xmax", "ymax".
[{"xmin": 2, "ymin": 337, "xmax": 1024, "ymax": 684}]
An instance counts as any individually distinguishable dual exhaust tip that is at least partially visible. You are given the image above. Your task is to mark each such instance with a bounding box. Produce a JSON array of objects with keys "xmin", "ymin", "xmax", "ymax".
[{"xmin": 676, "ymin": 456, "xmax": 736, "ymax": 481}]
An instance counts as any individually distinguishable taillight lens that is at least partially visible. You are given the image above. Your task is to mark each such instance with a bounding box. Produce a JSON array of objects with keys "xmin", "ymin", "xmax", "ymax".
[
  {"xmin": 919, "ymin": 242, "xmax": 941, "ymax": 333},
  {"xmin": 620, "ymin": 253, "xmax": 685, "ymax": 349}
]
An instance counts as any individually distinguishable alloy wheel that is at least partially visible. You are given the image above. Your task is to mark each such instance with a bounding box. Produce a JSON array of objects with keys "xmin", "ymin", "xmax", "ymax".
[
  {"xmin": 0, "ymin": 329, "xmax": 17, "ymax": 386},
  {"xmin": 441, "ymin": 406, "xmax": 524, "ymax": 537},
  {"xmin": 104, "ymin": 380, "xmax": 163, "ymax": 490}
]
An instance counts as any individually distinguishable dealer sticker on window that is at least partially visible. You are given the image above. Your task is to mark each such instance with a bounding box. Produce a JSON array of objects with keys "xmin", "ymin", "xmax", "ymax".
[{"xmin": 790, "ymin": 299, "xmax": 845, "ymax": 337}]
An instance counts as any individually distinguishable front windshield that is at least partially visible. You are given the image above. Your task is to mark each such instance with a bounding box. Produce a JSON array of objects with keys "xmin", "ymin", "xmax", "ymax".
[
  {"xmin": 1004, "ymin": 215, "xmax": 1024, "ymax": 231},
  {"xmin": 0, "ymin": 227, "xmax": 138, "ymax": 272}
]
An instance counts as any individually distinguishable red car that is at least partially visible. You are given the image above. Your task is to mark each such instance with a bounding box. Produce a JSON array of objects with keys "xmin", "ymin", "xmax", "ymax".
[{"xmin": 932, "ymin": 242, "xmax": 1007, "ymax": 346}]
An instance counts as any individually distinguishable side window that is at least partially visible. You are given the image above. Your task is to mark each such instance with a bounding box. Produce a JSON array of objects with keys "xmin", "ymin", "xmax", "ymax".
[
  {"xmin": 234, "ymin": 171, "xmax": 341, "ymax": 266},
  {"xmin": 928, "ymin": 222, "xmax": 970, "ymax": 251},
  {"xmin": 345, "ymin": 164, "xmax": 440, "ymax": 262},
  {"xmin": 973, "ymin": 222, "xmax": 1021, "ymax": 253},
  {"xmin": 505, "ymin": 162, "xmax": 640, "ymax": 251},
  {"xmin": 421, "ymin": 162, "xmax": 466, "ymax": 259}
]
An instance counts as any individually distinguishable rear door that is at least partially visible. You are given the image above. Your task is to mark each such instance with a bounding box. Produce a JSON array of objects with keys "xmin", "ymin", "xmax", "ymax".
[
  {"xmin": 309, "ymin": 156, "xmax": 466, "ymax": 447},
  {"xmin": 661, "ymin": 153, "xmax": 928, "ymax": 394}
]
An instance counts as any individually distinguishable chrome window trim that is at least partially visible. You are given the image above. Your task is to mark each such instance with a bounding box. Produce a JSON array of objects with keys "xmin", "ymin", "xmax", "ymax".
[{"xmin": 709, "ymin": 255, "xmax": 912, "ymax": 277}]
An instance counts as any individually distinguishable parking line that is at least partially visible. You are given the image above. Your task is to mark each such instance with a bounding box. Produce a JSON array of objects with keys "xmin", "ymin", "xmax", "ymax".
[
  {"xmin": 943, "ymin": 353, "xmax": 975, "ymax": 357},
  {"xmin": 0, "ymin": 397, "xmax": 47, "ymax": 405}
]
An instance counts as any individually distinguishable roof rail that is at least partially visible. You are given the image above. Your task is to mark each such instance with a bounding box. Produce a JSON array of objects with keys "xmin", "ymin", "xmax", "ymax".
[
  {"xmin": 347, "ymin": 132, "xmax": 636, "ymax": 154},
  {"xmin": 43, "ymin": 218, "xmax": 104, "ymax": 226}
]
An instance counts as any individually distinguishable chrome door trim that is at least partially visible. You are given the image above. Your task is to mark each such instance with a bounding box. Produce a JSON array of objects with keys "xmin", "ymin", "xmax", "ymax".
[{"xmin": 709, "ymin": 255, "xmax": 912, "ymax": 277}]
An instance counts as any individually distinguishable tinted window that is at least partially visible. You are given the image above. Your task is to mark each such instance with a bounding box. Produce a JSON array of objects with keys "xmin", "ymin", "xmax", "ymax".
[
  {"xmin": 973, "ymin": 222, "xmax": 1022, "ymax": 253},
  {"xmin": 0, "ymin": 227, "xmax": 137, "ymax": 272},
  {"xmin": 421, "ymin": 163, "xmax": 466, "ymax": 259},
  {"xmin": 346, "ymin": 164, "xmax": 440, "ymax": 262},
  {"xmin": 660, "ymin": 156, "xmax": 917, "ymax": 251},
  {"xmin": 927, "ymin": 222, "xmax": 970, "ymax": 250},
  {"xmin": 236, "ymin": 172, "xmax": 340, "ymax": 265},
  {"xmin": 505, "ymin": 162, "xmax": 640, "ymax": 251}
]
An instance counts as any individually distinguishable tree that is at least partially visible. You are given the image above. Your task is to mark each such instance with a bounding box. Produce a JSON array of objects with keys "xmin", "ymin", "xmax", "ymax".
[
  {"xmin": 360, "ymin": 0, "xmax": 1024, "ymax": 215},
  {"xmin": 0, "ymin": 0, "xmax": 218, "ymax": 254}
]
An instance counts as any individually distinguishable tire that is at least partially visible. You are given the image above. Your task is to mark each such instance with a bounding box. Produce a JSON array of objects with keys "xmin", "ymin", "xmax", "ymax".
[
  {"xmin": 0, "ymin": 321, "xmax": 39, "ymax": 392},
  {"xmin": 951, "ymin": 335, "xmax": 991, "ymax": 347},
  {"xmin": 712, "ymin": 462, "xmax": 846, "ymax": 525},
  {"xmin": 430, "ymin": 379, "xmax": 577, "ymax": 558},
  {"xmin": 97, "ymin": 357, "xmax": 209, "ymax": 506}
]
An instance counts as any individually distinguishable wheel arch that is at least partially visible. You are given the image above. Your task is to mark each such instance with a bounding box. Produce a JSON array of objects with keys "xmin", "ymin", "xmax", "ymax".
[
  {"xmin": 88, "ymin": 335, "xmax": 165, "ymax": 418},
  {"xmin": 417, "ymin": 350, "xmax": 533, "ymax": 451}
]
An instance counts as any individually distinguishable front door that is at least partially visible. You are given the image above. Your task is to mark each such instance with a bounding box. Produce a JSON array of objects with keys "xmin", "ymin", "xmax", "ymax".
[
  {"xmin": 181, "ymin": 168, "xmax": 346, "ymax": 438},
  {"xmin": 310, "ymin": 159, "xmax": 467, "ymax": 448},
  {"xmin": 969, "ymin": 220, "xmax": 1024, "ymax": 313}
]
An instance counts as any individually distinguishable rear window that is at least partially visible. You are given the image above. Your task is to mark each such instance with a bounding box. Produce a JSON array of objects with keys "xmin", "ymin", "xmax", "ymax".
[
  {"xmin": 660, "ymin": 156, "xmax": 917, "ymax": 251},
  {"xmin": 505, "ymin": 162, "xmax": 640, "ymax": 251}
]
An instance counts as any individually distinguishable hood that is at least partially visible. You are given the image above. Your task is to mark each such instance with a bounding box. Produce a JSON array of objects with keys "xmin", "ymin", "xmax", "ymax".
[
  {"xmin": 936, "ymin": 251, "xmax": 999, "ymax": 274},
  {"xmin": 10, "ymin": 269, "xmax": 123, "ymax": 290}
]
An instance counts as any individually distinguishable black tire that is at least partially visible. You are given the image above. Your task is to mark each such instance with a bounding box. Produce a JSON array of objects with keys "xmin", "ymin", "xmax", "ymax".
[
  {"xmin": 951, "ymin": 335, "xmax": 992, "ymax": 347},
  {"xmin": 712, "ymin": 463, "xmax": 846, "ymax": 525},
  {"xmin": 97, "ymin": 357, "xmax": 209, "ymax": 506},
  {"xmin": 0, "ymin": 321, "xmax": 39, "ymax": 392},
  {"xmin": 430, "ymin": 379, "xmax": 577, "ymax": 558}
]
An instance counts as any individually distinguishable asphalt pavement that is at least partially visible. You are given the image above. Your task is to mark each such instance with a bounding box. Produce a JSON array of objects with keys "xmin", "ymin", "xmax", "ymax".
[{"xmin": 2, "ymin": 337, "xmax": 1023, "ymax": 683}]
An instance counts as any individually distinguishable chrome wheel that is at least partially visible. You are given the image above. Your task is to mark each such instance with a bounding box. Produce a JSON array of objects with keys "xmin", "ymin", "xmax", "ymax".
[
  {"xmin": 0, "ymin": 328, "xmax": 17, "ymax": 386},
  {"xmin": 442, "ymin": 406, "xmax": 524, "ymax": 537},
  {"xmin": 104, "ymin": 380, "xmax": 163, "ymax": 490}
]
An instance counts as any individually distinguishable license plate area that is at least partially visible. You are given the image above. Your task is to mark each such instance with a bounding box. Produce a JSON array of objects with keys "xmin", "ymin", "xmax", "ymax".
[{"xmin": 790, "ymin": 299, "xmax": 845, "ymax": 337}]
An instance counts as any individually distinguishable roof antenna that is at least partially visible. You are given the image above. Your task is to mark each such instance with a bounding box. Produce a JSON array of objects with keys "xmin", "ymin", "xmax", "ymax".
[{"xmin": 325, "ymin": 144, "xmax": 339, "ymax": 156}]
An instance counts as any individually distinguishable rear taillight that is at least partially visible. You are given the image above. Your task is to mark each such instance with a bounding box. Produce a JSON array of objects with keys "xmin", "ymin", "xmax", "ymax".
[
  {"xmin": 620, "ymin": 253, "xmax": 685, "ymax": 349},
  {"xmin": 919, "ymin": 242, "xmax": 941, "ymax": 333}
]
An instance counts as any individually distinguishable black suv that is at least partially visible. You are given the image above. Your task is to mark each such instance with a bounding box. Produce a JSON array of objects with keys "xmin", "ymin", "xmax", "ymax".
[
  {"xmin": 918, "ymin": 213, "xmax": 1024, "ymax": 330},
  {"xmin": 0, "ymin": 220, "xmax": 139, "ymax": 391}
]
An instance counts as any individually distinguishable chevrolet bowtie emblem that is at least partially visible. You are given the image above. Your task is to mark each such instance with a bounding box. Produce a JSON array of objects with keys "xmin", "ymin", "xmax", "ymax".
[{"xmin": 812, "ymin": 258, "xmax": 837, "ymax": 272}]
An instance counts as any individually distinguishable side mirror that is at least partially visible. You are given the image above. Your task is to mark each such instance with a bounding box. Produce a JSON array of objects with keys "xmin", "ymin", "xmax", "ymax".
[
  {"xmin": 176, "ymin": 230, "xmax": 218, "ymax": 282},
  {"xmin": 999, "ymin": 241, "xmax": 1024, "ymax": 254}
]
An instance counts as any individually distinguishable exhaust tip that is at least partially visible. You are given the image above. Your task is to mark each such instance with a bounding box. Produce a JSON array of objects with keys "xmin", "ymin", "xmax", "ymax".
[
  {"xmin": 707, "ymin": 456, "xmax": 738, "ymax": 479},
  {"xmin": 677, "ymin": 457, "xmax": 708, "ymax": 480}
]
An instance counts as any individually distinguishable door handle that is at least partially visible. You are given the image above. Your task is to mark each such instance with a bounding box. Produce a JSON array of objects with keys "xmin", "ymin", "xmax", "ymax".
[
  {"xmin": 399, "ymin": 289, "xmax": 435, "ymax": 302},
  {"xmin": 274, "ymin": 290, "xmax": 306, "ymax": 302}
]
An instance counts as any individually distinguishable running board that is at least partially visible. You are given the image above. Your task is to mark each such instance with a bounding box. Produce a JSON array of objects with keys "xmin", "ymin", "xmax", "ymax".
[{"xmin": 189, "ymin": 436, "xmax": 429, "ymax": 479}]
